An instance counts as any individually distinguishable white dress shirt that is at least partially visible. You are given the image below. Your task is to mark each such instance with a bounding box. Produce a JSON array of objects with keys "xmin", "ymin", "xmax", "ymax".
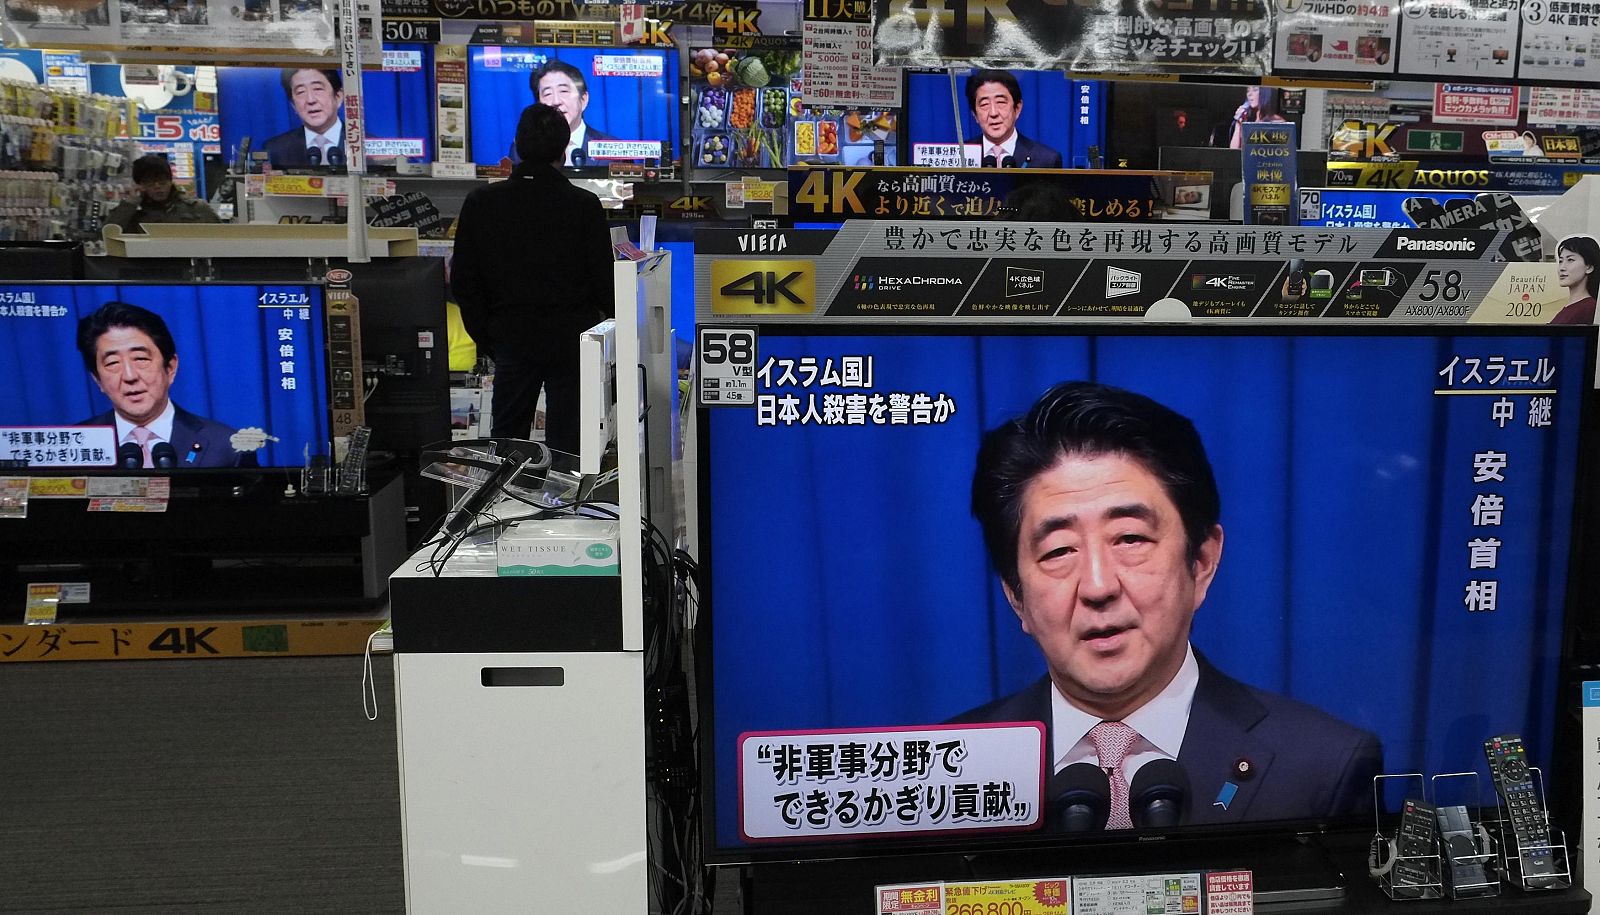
[
  {"xmin": 1050, "ymin": 644, "xmax": 1199, "ymax": 783},
  {"xmin": 985, "ymin": 131, "xmax": 1019, "ymax": 164},
  {"xmin": 564, "ymin": 122, "xmax": 589, "ymax": 166},
  {"xmin": 303, "ymin": 120, "xmax": 344, "ymax": 158},
  {"xmin": 113, "ymin": 400, "xmax": 176, "ymax": 466}
]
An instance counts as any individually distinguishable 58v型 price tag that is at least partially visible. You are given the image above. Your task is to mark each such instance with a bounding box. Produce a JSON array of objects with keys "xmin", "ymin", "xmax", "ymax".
[{"xmin": 698, "ymin": 326, "xmax": 758, "ymax": 407}]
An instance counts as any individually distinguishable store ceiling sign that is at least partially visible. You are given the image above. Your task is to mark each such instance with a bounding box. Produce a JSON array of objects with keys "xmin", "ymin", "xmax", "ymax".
[
  {"xmin": 1432, "ymin": 83, "xmax": 1519, "ymax": 126},
  {"xmin": 872, "ymin": 0, "xmax": 1271, "ymax": 77},
  {"xmin": 787, "ymin": 166, "xmax": 1213, "ymax": 222}
]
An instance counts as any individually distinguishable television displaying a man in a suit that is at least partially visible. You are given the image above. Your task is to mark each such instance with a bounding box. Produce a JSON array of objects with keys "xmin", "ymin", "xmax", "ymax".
[
  {"xmin": 503, "ymin": 59, "xmax": 617, "ymax": 167},
  {"xmin": 76, "ymin": 302, "xmax": 253, "ymax": 468},
  {"xmin": 951, "ymin": 382, "xmax": 1381, "ymax": 829},
  {"xmin": 261, "ymin": 68, "xmax": 346, "ymax": 169},
  {"xmin": 967, "ymin": 69, "xmax": 1063, "ymax": 169}
]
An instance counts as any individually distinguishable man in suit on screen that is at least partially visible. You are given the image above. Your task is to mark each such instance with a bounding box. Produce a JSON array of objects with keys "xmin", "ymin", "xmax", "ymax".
[
  {"xmin": 261, "ymin": 68, "xmax": 347, "ymax": 169},
  {"xmin": 76, "ymin": 302, "xmax": 254, "ymax": 468},
  {"xmin": 952, "ymin": 382, "xmax": 1381, "ymax": 829},
  {"xmin": 966, "ymin": 69, "xmax": 1062, "ymax": 169},
  {"xmin": 508, "ymin": 59, "xmax": 617, "ymax": 167}
]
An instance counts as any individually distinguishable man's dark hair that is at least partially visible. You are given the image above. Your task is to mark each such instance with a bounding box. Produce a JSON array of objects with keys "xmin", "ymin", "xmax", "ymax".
[
  {"xmin": 515, "ymin": 103, "xmax": 571, "ymax": 165},
  {"xmin": 131, "ymin": 154, "xmax": 173, "ymax": 185},
  {"xmin": 971, "ymin": 381, "xmax": 1221, "ymax": 592},
  {"xmin": 530, "ymin": 59, "xmax": 587, "ymax": 97},
  {"xmin": 1559, "ymin": 235, "xmax": 1600, "ymax": 299},
  {"xmin": 76, "ymin": 301, "xmax": 177, "ymax": 374},
  {"xmin": 279, "ymin": 68, "xmax": 343, "ymax": 96},
  {"xmin": 965, "ymin": 69, "xmax": 1022, "ymax": 113}
]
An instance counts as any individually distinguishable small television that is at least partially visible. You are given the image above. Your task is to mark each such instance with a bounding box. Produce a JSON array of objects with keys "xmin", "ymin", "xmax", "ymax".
[
  {"xmin": 688, "ymin": 45, "xmax": 899, "ymax": 171},
  {"xmin": 0, "ymin": 281, "xmax": 330, "ymax": 470},
  {"xmin": 216, "ymin": 47, "xmax": 435, "ymax": 170},
  {"xmin": 904, "ymin": 69, "xmax": 1103, "ymax": 169},
  {"xmin": 467, "ymin": 45, "xmax": 678, "ymax": 169},
  {"xmin": 698, "ymin": 326, "xmax": 1592, "ymax": 864}
]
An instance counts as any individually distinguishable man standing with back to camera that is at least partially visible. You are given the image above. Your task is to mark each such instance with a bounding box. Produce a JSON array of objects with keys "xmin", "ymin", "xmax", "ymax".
[
  {"xmin": 953, "ymin": 381, "xmax": 1381, "ymax": 829},
  {"xmin": 451, "ymin": 103, "xmax": 614, "ymax": 457}
]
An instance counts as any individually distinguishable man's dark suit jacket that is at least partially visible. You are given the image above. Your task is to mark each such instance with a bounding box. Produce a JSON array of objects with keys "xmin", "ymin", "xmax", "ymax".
[
  {"xmin": 949, "ymin": 651, "xmax": 1382, "ymax": 827},
  {"xmin": 449, "ymin": 161, "xmax": 614, "ymax": 360},
  {"xmin": 1010, "ymin": 133, "xmax": 1063, "ymax": 169},
  {"xmin": 83, "ymin": 406, "xmax": 254, "ymax": 468},
  {"xmin": 262, "ymin": 125, "xmax": 345, "ymax": 169}
]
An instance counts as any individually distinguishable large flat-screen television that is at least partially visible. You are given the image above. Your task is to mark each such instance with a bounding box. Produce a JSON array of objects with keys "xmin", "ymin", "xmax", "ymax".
[
  {"xmin": 217, "ymin": 49, "xmax": 435, "ymax": 169},
  {"xmin": 0, "ymin": 281, "xmax": 329, "ymax": 470},
  {"xmin": 904, "ymin": 70, "xmax": 1104, "ymax": 169},
  {"xmin": 688, "ymin": 45, "xmax": 899, "ymax": 171},
  {"xmin": 467, "ymin": 45, "xmax": 677, "ymax": 169},
  {"xmin": 698, "ymin": 326, "xmax": 1592, "ymax": 863}
]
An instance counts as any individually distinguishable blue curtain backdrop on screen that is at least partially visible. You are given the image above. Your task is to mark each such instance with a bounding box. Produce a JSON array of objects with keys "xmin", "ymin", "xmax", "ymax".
[
  {"xmin": 216, "ymin": 47, "xmax": 435, "ymax": 163},
  {"xmin": 0, "ymin": 284, "xmax": 331, "ymax": 468},
  {"xmin": 706, "ymin": 332, "xmax": 1585, "ymax": 847},
  {"xmin": 467, "ymin": 46, "xmax": 677, "ymax": 165}
]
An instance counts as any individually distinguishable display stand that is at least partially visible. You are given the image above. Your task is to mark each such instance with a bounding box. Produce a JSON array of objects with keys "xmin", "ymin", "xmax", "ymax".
[
  {"xmin": 1491, "ymin": 766, "xmax": 1573, "ymax": 893},
  {"xmin": 389, "ymin": 255, "xmax": 673, "ymax": 914},
  {"xmin": 1371, "ymin": 773, "xmax": 1445, "ymax": 901},
  {"xmin": 1430, "ymin": 771, "xmax": 1500, "ymax": 900}
]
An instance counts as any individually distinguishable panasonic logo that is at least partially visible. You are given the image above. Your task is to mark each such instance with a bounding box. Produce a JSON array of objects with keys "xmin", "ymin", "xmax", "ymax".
[{"xmin": 1396, "ymin": 236, "xmax": 1476, "ymax": 252}]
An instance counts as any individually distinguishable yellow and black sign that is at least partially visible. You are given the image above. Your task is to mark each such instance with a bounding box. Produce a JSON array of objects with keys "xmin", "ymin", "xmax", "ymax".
[
  {"xmin": 1541, "ymin": 135, "xmax": 1582, "ymax": 159},
  {"xmin": 710, "ymin": 260, "xmax": 816, "ymax": 314},
  {"xmin": 1326, "ymin": 160, "xmax": 1420, "ymax": 189},
  {"xmin": 0, "ymin": 618, "xmax": 386, "ymax": 663}
]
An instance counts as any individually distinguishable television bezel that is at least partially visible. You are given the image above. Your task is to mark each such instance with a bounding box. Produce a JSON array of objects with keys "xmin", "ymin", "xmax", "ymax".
[
  {"xmin": 0, "ymin": 279, "xmax": 334, "ymax": 475},
  {"xmin": 694, "ymin": 321, "xmax": 1599, "ymax": 866}
]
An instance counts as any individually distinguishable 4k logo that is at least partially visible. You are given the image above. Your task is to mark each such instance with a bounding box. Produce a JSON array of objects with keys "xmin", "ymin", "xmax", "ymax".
[{"xmin": 710, "ymin": 260, "xmax": 815, "ymax": 314}]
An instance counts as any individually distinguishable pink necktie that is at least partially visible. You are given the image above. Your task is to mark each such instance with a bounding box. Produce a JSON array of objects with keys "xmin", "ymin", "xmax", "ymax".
[
  {"xmin": 1090, "ymin": 720, "xmax": 1137, "ymax": 829},
  {"xmin": 990, "ymin": 145, "xmax": 1003, "ymax": 161},
  {"xmin": 130, "ymin": 426, "xmax": 154, "ymax": 469}
]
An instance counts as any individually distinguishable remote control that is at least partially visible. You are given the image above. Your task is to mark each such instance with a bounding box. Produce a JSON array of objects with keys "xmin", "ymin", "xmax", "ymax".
[
  {"xmin": 1437, "ymin": 804, "xmax": 1490, "ymax": 892},
  {"xmin": 336, "ymin": 426, "xmax": 371, "ymax": 495},
  {"xmin": 1484, "ymin": 733, "xmax": 1558, "ymax": 887},
  {"xmin": 1391, "ymin": 797, "xmax": 1439, "ymax": 894}
]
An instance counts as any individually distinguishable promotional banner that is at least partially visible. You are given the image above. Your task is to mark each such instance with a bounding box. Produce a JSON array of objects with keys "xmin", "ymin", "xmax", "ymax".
[
  {"xmin": 1528, "ymin": 87, "xmax": 1600, "ymax": 126},
  {"xmin": 1398, "ymin": 0, "xmax": 1519, "ymax": 77},
  {"xmin": 0, "ymin": 0, "xmax": 334, "ymax": 59},
  {"xmin": 801, "ymin": 19, "xmax": 899, "ymax": 108},
  {"xmin": 872, "ymin": 0, "xmax": 1271, "ymax": 77},
  {"xmin": 1274, "ymin": 0, "xmax": 1399, "ymax": 75},
  {"xmin": 787, "ymin": 167, "xmax": 1212, "ymax": 222},
  {"xmin": 696, "ymin": 222, "xmax": 1573, "ymax": 324},
  {"xmin": 1432, "ymin": 83, "xmax": 1519, "ymax": 126},
  {"xmin": 1243, "ymin": 121, "xmax": 1299, "ymax": 226},
  {"xmin": 1517, "ymin": 0, "xmax": 1600, "ymax": 84}
]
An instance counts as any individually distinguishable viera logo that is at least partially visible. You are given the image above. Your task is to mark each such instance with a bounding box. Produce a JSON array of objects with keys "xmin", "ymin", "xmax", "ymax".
[{"xmin": 738, "ymin": 234, "xmax": 789, "ymax": 253}]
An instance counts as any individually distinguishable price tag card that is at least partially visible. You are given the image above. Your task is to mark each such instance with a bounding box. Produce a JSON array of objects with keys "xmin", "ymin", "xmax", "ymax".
[
  {"xmin": 87, "ymin": 477, "xmax": 170, "ymax": 512},
  {"xmin": 944, "ymin": 879, "xmax": 1070, "ymax": 914},
  {"xmin": 0, "ymin": 477, "xmax": 26, "ymax": 519},
  {"xmin": 29, "ymin": 478, "xmax": 87, "ymax": 499},
  {"xmin": 1073, "ymin": 873, "xmax": 1202, "ymax": 915},
  {"xmin": 875, "ymin": 882, "xmax": 943, "ymax": 914},
  {"xmin": 24, "ymin": 583, "xmax": 60, "ymax": 626}
]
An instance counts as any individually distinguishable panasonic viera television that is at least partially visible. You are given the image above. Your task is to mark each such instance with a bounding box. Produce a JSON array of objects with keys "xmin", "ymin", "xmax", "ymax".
[
  {"xmin": 697, "ymin": 326, "xmax": 1593, "ymax": 865},
  {"xmin": 0, "ymin": 281, "xmax": 329, "ymax": 471}
]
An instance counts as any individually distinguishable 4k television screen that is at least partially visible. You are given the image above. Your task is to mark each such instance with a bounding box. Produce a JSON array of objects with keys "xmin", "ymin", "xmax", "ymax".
[
  {"xmin": 0, "ymin": 282, "xmax": 329, "ymax": 470},
  {"xmin": 217, "ymin": 49, "xmax": 435, "ymax": 168},
  {"xmin": 467, "ymin": 45, "xmax": 677, "ymax": 168},
  {"xmin": 905, "ymin": 70, "xmax": 1104, "ymax": 169},
  {"xmin": 699, "ymin": 327, "xmax": 1591, "ymax": 862}
]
